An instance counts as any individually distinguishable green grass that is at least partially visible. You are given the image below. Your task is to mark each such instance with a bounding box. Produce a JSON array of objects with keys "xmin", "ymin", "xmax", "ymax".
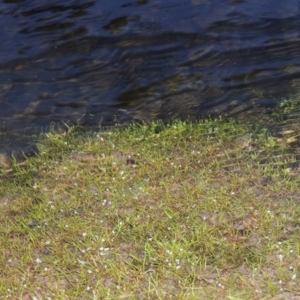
[{"xmin": 1, "ymin": 118, "xmax": 300, "ymax": 299}]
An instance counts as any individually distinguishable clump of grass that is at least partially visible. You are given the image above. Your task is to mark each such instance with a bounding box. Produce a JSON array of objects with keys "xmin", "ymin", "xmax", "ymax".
[{"xmin": 1, "ymin": 118, "xmax": 300, "ymax": 299}]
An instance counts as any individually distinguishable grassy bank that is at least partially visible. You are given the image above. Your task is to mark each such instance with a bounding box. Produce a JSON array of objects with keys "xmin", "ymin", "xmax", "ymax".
[{"xmin": 1, "ymin": 118, "xmax": 300, "ymax": 299}]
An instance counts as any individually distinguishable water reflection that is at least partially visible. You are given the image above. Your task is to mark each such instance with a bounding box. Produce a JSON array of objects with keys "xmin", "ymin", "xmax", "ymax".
[{"xmin": 0, "ymin": 0, "xmax": 300, "ymax": 152}]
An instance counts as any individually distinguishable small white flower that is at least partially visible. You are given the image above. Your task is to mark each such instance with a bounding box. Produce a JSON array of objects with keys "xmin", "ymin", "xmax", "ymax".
[{"xmin": 35, "ymin": 258, "xmax": 42, "ymax": 264}]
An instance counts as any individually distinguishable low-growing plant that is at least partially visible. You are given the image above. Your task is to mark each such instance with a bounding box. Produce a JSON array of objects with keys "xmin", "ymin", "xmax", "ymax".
[{"xmin": 1, "ymin": 118, "xmax": 300, "ymax": 299}]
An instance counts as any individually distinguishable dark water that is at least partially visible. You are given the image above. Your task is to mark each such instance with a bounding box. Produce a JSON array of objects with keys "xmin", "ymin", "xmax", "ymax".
[{"xmin": 1, "ymin": 0, "xmax": 300, "ymax": 153}]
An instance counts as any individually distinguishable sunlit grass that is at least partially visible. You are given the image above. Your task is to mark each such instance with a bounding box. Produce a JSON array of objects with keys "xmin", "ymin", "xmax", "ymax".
[{"xmin": 1, "ymin": 119, "xmax": 300, "ymax": 299}]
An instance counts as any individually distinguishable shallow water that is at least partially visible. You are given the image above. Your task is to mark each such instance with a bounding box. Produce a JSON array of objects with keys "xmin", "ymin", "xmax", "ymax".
[{"xmin": 1, "ymin": 0, "xmax": 300, "ymax": 152}]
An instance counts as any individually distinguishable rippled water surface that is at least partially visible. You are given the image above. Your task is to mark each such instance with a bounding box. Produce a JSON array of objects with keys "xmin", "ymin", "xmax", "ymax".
[{"xmin": 1, "ymin": 0, "xmax": 300, "ymax": 151}]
